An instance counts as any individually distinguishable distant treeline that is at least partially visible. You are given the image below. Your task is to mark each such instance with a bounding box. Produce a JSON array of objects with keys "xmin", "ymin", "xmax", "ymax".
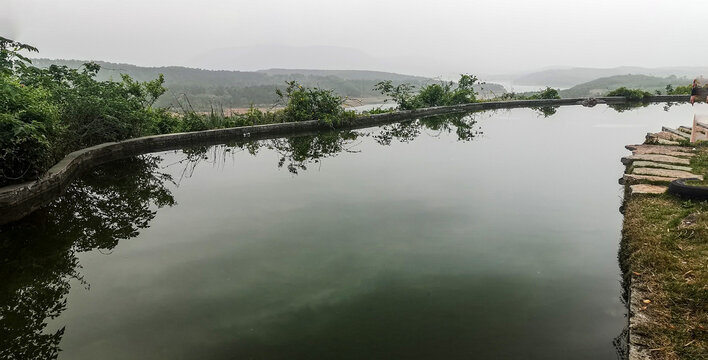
[
  {"xmin": 30, "ymin": 59, "xmax": 505, "ymax": 109},
  {"xmin": 559, "ymin": 74, "xmax": 691, "ymax": 98}
]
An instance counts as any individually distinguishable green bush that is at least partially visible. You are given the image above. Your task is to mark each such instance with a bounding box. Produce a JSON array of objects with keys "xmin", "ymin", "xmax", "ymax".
[
  {"xmin": 0, "ymin": 37, "xmax": 168, "ymax": 185},
  {"xmin": 374, "ymin": 74, "xmax": 479, "ymax": 110},
  {"xmin": 363, "ymin": 107, "xmax": 394, "ymax": 115},
  {"xmin": 0, "ymin": 74, "xmax": 60, "ymax": 186},
  {"xmin": 527, "ymin": 87, "xmax": 560, "ymax": 100},
  {"xmin": 19, "ymin": 63, "xmax": 166, "ymax": 147},
  {"xmin": 277, "ymin": 81, "xmax": 353, "ymax": 124},
  {"xmin": 667, "ymin": 84, "xmax": 692, "ymax": 95},
  {"xmin": 606, "ymin": 87, "xmax": 652, "ymax": 101}
]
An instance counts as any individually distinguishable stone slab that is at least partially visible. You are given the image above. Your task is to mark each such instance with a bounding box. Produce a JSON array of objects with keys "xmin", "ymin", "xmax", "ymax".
[
  {"xmin": 623, "ymin": 174, "xmax": 678, "ymax": 184},
  {"xmin": 678, "ymin": 126, "xmax": 693, "ymax": 134},
  {"xmin": 626, "ymin": 144, "xmax": 694, "ymax": 152},
  {"xmin": 632, "ymin": 167, "xmax": 702, "ymax": 180},
  {"xmin": 648, "ymin": 131, "xmax": 686, "ymax": 142},
  {"xmin": 625, "ymin": 144, "xmax": 694, "ymax": 157},
  {"xmin": 630, "ymin": 184, "xmax": 667, "ymax": 195},
  {"xmin": 656, "ymin": 138, "xmax": 680, "ymax": 145},
  {"xmin": 621, "ymin": 154, "xmax": 691, "ymax": 165},
  {"xmin": 632, "ymin": 161, "xmax": 693, "ymax": 172},
  {"xmin": 662, "ymin": 126, "xmax": 690, "ymax": 139}
]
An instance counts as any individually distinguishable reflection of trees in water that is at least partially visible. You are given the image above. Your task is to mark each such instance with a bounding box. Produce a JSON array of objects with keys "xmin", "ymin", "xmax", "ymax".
[
  {"xmin": 0, "ymin": 155, "xmax": 175, "ymax": 359},
  {"xmin": 374, "ymin": 113, "xmax": 480, "ymax": 145},
  {"xmin": 0, "ymin": 112, "xmax": 482, "ymax": 358},
  {"xmin": 169, "ymin": 112, "xmax": 484, "ymax": 177},
  {"xmin": 531, "ymin": 106, "xmax": 558, "ymax": 117},
  {"xmin": 609, "ymin": 101, "xmax": 684, "ymax": 113},
  {"xmin": 608, "ymin": 102, "xmax": 651, "ymax": 113}
]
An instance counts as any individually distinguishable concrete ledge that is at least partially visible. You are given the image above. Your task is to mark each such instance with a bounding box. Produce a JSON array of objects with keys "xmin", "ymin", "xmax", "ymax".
[{"xmin": 0, "ymin": 96, "xmax": 690, "ymax": 224}]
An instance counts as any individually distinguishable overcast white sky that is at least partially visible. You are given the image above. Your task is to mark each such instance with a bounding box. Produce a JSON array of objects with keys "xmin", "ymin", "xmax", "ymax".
[{"xmin": 1, "ymin": 0, "xmax": 701, "ymax": 77}]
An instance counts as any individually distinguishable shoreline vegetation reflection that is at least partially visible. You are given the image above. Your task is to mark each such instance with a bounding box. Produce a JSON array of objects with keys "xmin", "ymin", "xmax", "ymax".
[
  {"xmin": 0, "ymin": 102, "xmax": 678, "ymax": 358},
  {"xmin": 0, "ymin": 155, "xmax": 175, "ymax": 359},
  {"xmin": 0, "ymin": 111, "xmax": 482, "ymax": 358}
]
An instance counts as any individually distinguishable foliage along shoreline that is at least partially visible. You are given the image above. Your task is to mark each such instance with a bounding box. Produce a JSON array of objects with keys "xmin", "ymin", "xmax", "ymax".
[
  {"xmin": 1, "ymin": 36, "xmax": 493, "ymax": 188},
  {"xmin": 0, "ymin": 36, "xmax": 691, "ymax": 190}
]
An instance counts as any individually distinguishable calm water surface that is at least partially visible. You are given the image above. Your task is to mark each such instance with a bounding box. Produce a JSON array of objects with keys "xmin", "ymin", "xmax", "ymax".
[{"xmin": 0, "ymin": 104, "xmax": 694, "ymax": 359}]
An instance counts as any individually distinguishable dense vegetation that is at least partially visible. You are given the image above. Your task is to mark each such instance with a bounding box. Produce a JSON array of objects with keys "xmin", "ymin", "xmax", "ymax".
[
  {"xmin": 559, "ymin": 74, "xmax": 689, "ymax": 98},
  {"xmin": 0, "ymin": 38, "xmax": 356, "ymax": 186},
  {"xmin": 606, "ymin": 87, "xmax": 653, "ymax": 101},
  {"xmin": 373, "ymin": 74, "xmax": 481, "ymax": 110},
  {"xmin": 30, "ymin": 59, "xmax": 507, "ymax": 110},
  {"xmin": 665, "ymin": 84, "xmax": 692, "ymax": 95},
  {"xmin": 1, "ymin": 37, "xmax": 181, "ymax": 186},
  {"xmin": 512, "ymin": 67, "xmax": 707, "ymax": 88},
  {"xmin": 494, "ymin": 86, "xmax": 561, "ymax": 101}
]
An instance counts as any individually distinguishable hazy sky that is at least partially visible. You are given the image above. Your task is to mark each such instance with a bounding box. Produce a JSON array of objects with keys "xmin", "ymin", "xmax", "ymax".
[{"xmin": 2, "ymin": 0, "xmax": 701, "ymax": 77}]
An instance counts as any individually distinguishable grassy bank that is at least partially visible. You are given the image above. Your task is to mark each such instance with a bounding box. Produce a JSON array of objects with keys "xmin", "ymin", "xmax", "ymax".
[{"xmin": 621, "ymin": 145, "xmax": 708, "ymax": 359}]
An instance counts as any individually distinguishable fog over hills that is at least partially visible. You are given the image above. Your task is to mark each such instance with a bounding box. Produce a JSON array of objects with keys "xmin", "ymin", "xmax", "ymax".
[
  {"xmin": 187, "ymin": 45, "xmax": 468, "ymax": 80},
  {"xmin": 503, "ymin": 66, "xmax": 708, "ymax": 88},
  {"xmin": 189, "ymin": 45, "xmax": 382, "ymax": 72},
  {"xmin": 28, "ymin": 58, "xmax": 504, "ymax": 109},
  {"xmin": 559, "ymin": 74, "xmax": 690, "ymax": 98}
]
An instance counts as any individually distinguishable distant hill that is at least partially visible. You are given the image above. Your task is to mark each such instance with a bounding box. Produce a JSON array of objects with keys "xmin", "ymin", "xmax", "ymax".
[
  {"xmin": 559, "ymin": 74, "xmax": 691, "ymax": 98},
  {"xmin": 28, "ymin": 59, "xmax": 506, "ymax": 109},
  {"xmin": 188, "ymin": 45, "xmax": 383, "ymax": 72},
  {"xmin": 257, "ymin": 69, "xmax": 431, "ymax": 81},
  {"xmin": 510, "ymin": 66, "xmax": 708, "ymax": 88}
]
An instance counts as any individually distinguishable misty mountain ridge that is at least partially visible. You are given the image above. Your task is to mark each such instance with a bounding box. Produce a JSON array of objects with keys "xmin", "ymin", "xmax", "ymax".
[
  {"xmin": 508, "ymin": 66, "xmax": 708, "ymax": 88},
  {"xmin": 257, "ymin": 69, "xmax": 431, "ymax": 82},
  {"xmin": 559, "ymin": 74, "xmax": 690, "ymax": 98},
  {"xmin": 27, "ymin": 58, "xmax": 504, "ymax": 109},
  {"xmin": 189, "ymin": 45, "xmax": 387, "ymax": 73}
]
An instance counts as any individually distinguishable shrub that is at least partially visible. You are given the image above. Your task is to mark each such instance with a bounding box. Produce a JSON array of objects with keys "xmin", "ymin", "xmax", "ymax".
[
  {"xmin": 374, "ymin": 74, "xmax": 479, "ymax": 110},
  {"xmin": 277, "ymin": 81, "xmax": 352, "ymax": 124},
  {"xmin": 364, "ymin": 107, "xmax": 394, "ymax": 115},
  {"xmin": 19, "ymin": 63, "xmax": 167, "ymax": 146},
  {"xmin": 527, "ymin": 87, "xmax": 560, "ymax": 100},
  {"xmin": 0, "ymin": 74, "xmax": 60, "ymax": 186},
  {"xmin": 179, "ymin": 112, "xmax": 209, "ymax": 132},
  {"xmin": 372, "ymin": 81, "xmax": 417, "ymax": 110},
  {"xmin": 606, "ymin": 87, "xmax": 652, "ymax": 101},
  {"xmin": 0, "ymin": 37, "xmax": 168, "ymax": 185},
  {"xmin": 667, "ymin": 84, "xmax": 692, "ymax": 95}
]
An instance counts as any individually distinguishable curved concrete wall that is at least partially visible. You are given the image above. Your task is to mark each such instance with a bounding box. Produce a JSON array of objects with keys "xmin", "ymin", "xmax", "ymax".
[{"xmin": 0, "ymin": 95, "xmax": 690, "ymax": 224}]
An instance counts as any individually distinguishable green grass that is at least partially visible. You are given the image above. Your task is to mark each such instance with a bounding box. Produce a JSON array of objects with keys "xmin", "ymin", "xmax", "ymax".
[{"xmin": 621, "ymin": 144, "xmax": 708, "ymax": 359}]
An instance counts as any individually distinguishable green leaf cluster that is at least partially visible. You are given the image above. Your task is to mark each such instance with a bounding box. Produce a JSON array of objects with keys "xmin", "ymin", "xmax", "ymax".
[
  {"xmin": 606, "ymin": 87, "xmax": 652, "ymax": 101},
  {"xmin": 0, "ymin": 37, "xmax": 172, "ymax": 186},
  {"xmin": 277, "ymin": 81, "xmax": 354, "ymax": 125},
  {"xmin": 374, "ymin": 74, "xmax": 479, "ymax": 110}
]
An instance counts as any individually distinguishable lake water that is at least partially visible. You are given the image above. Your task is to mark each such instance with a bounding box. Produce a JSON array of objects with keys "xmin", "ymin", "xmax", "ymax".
[{"xmin": 0, "ymin": 103, "xmax": 694, "ymax": 359}]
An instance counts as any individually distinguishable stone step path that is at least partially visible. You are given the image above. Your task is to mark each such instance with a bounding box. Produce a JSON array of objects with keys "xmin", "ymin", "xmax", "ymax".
[
  {"xmin": 632, "ymin": 167, "xmax": 703, "ymax": 180},
  {"xmin": 621, "ymin": 154, "xmax": 691, "ymax": 165},
  {"xmin": 630, "ymin": 184, "xmax": 668, "ymax": 195},
  {"xmin": 656, "ymin": 138, "xmax": 680, "ymax": 145},
  {"xmin": 622, "ymin": 127, "xmax": 703, "ymax": 196},
  {"xmin": 632, "ymin": 161, "xmax": 693, "ymax": 172},
  {"xmin": 662, "ymin": 126, "xmax": 691, "ymax": 139},
  {"xmin": 647, "ymin": 131, "xmax": 686, "ymax": 143},
  {"xmin": 625, "ymin": 144, "xmax": 695, "ymax": 157},
  {"xmin": 623, "ymin": 174, "xmax": 678, "ymax": 184}
]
